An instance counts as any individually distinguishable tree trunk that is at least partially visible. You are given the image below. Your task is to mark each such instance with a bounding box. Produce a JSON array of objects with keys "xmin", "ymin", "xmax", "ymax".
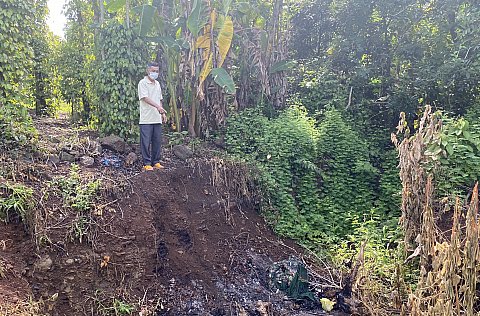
[
  {"xmin": 81, "ymin": 84, "xmax": 90, "ymax": 122},
  {"xmin": 34, "ymin": 74, "xmax": 47, "ymax": 116},
  {"xmin": 0, "ymin": 70, "xmax": 6, "ymax": 101},
  {"xmin": 126, "ymin": 0, "xmax": 130, "ymax": 29},
  {"xmin": 189, "ymin": 97, "xmax": 197, "ymax": 137},
  {"xmin": 99, "ymin": 0, "xmax": 104, "ymax": 24}
]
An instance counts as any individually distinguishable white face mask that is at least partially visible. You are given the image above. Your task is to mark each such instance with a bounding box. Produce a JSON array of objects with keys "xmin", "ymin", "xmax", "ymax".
[{"xmin": 149, "ymin": 72, "xmax": 158, "ymax": 80}]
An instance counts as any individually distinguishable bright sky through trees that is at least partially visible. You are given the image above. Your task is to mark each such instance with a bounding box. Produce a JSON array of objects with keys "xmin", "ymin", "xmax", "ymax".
[{"xmin": 47, "ymin": 0, "xmax": 67, "ymax": 38}]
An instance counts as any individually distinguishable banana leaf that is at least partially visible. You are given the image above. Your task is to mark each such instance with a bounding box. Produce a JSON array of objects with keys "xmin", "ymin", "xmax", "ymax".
[
  {"xmin": 187, "ymin": 0, "xmax": 209, "ymax": 37},
  {"xmin": 210, "ymin": 68, "xmax": 236, "ymax": 94},
  {"xmin": 216, "ymin": 16, "xmax": 233, "ymax": 67},
  {"xmin": 137, "ymin": 5, "xmax": 155, "ymax": 36}
]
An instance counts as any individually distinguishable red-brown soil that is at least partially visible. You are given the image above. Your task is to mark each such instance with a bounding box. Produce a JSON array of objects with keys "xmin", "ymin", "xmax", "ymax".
[{"xmin": 0, "ymin": 118, "xmax": 344, "ymax": 316}]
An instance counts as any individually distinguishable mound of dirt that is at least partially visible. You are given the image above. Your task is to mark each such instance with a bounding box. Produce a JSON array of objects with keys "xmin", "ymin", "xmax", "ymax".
[
  {"xmin": 0, "ymin": 117, "xmax": 346, "ymax": 315},
  {"xmin": 0, "ymin": 161, "xmax": 335, "ymax": 315}
]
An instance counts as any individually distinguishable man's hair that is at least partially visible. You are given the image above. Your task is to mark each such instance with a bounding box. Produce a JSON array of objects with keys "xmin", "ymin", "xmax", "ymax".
[{"xmin": 147, "ymin": 61, "xmax": 159, "ymax": 68}]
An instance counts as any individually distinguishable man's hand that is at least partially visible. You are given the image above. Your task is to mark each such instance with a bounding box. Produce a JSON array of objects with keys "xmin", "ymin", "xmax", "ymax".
[
  {"xmin": 156, "ymin": 105, "xmax": 166, "ymax": 114},
  {"xmin": 161, "ymin": 113, "xmax": 167, "ymax": 123}
]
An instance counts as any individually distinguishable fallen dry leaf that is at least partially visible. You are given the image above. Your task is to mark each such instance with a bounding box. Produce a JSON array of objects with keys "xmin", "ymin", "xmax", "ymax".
[{"xmin": 100, "ymin": 255, "xmax": 110, "ymax": 268}]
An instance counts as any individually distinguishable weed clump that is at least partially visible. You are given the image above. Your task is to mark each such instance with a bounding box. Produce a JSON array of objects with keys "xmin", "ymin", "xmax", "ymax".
[
  {"xmin": 47, "ymin": 164, "xmax": 100, "ymax": 242},
  {"xmin": 49, "ymin": 164, "xmax": 100, "ymax": 213},
  {"xmin": 0, "ymin": 182, "xmax": 34, "ymax": 224}
]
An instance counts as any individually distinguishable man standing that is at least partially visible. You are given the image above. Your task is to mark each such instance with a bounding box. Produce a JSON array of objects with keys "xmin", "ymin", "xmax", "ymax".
[{"xmin": 138, "ymin": 61, "xmax": 167, "ymax": 171}]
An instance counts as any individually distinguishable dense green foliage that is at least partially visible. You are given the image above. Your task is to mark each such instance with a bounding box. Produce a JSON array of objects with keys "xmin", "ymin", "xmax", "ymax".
[
  {"xmin": 290, "ymin": 0, "xmax": 480, "ymax": 118},
  {"xmin": 95, "ymin": 22, "xmax": 147, "ymax": 141},
  {"xmin": 0, "ymin": 0, "xmax": 40, "ymax": 149},
  {"xmin": 32, "ymin": 2, "xmax": 60, "ymax": 116},
  {"xmin": 226, "ymin": 107, "xmax": 320, "ymax": 240},
  {"xmin": 424, "ymin": 115, "xmax": 480, "ymax": 196},
  {"xmin": 289, "ymin": 62, "xmax": 348, "ymax": 116},
  {"xmin": 226, "ymin": 107, "xmax": 395, "ymax": 242},
  {"xmin": 376, "ymin": 150, "xmax": 401, "ymax": 217},
  {"xmin": 0, "ymin": 0, "xmax": 35, "ymax": 105},
  {"xmin": 258, "ymin": 107, "xmax": 321, "ymax": 240},
  {"xmin": 316, "ymin": 109, "xmax": 377, "ymax": 236},
  {"xmin": 0, "ymin": 105, "xmax": 37, "ymax": 151},
  {"xmin": 281, "ymin": 0, "xmax": 480, "ymax": 257}
]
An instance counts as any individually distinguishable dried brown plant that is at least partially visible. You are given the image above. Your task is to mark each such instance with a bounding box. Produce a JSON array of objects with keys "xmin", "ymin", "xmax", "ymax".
[
  {"xmin": 394, "ymin": 106, "xmax": 480, "ymax": 315},
  {"xmin": 392, "ymin": 105, "xmax": 442, "ymax": 248}
]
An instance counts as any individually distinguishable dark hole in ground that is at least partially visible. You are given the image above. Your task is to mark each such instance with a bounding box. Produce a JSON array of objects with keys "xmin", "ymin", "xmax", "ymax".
[
  {"xmin": 155, "ymin": 199, "xmax": 169, "ymax": 212},
  {"xmin": 155, "ymin": 308, "xmax": 169, "ymax": 316},
  {"xmin": 177, "ymin": 229, "xmax": 192, "ymax": 248},
  {"xmin": 157, "ymin": 240, "xmax": 168, "ymax": 258},
  {"xmin": 211, "ymin": 307, "xmax": 227, "ymax": 316}
]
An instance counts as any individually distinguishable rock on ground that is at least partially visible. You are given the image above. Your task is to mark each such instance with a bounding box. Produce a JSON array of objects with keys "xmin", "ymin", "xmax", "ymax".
[
  {"xmin": 34, "ymin": 255, "xmax": 53, "ymax": 272},
  {"xmin": 125, "ymin": 152, "xmax": 138, "ymax": 166},
  {"xmin": 99, "ymin": 135, "xmax": 129, "ymax": 153},
  {"xmin": 80, "ymin": 156, "xmax": 95, "ymax": 167},
  {"xmin": 173, "ymin": 144, "xmax": 194, "ymax": 160},
  {"xmin": 59, "ymin": 151, "xmax": 75, "ymax": 162}
]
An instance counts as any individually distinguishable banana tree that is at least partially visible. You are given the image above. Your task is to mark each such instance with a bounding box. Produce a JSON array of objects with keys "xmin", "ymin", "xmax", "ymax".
[
  {"xmin": 188, "ymin": 2, "xmax": 235, "ymax": 136},
  {"xmin": 230, "ymin": 0, "xmax": 292, "ymax": 110},
  {"xmin": 137, "ymin": 0, "xmax": 236, "ymax": 137},
  {"xmin": 96, "ymin": 0, "xmax": 289, "ymax": 136}
]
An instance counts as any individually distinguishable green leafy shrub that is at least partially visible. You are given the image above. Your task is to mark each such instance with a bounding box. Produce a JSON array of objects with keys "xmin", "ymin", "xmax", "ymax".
[
  {"xmin": 167, "ymin": 131, "xmax": 190, "ymax": 146},
  {"xmin": 333, "ymin": 212, "xmax": 401, "ymax": 277},
  {"xmin": 330, "ymin": 212, "xmax": 413, "ymax": 311},
  {"xmin": 258, "ymin": 107, "xmax": 322, "ymax": 239},
  {"xmin": 226, "ymin": 106, "xmax": 321, "ymax": 240},
  {"xmin": 226, "ymin": 106, "xmax": 384, "ymax": 242},
  {"xmin": 32, "ymin": 2, "xmax": 59, "ymax": 116},
  {"xmin": 0, "ymin": 0, "xmax": 39, "ymax": 151},
  {"xmin": 424, "ymin": 115, "xmax": 480, "ymax": 196},
  {"xmin": 317, "ymin": 109, "xmax": 377, "ymax": 237},
  {"xmin": 376, "ymin": 150, "xmax": 402, "ymax": 218},
  {"xmin": 225, "ymin": 107, "xmax": 269, "ymax": 158},
  {"xmin": 0, "ymin": 0, "xmax": 35, "ymax": 107},
  {"xmin": 0, "ymin": 105, "xmax": 38, "ymax": 151},
  {"xmin": 465, "ymin": 100, "xmax": 480, "ymax": 123},
  {"xmin": 289, "ymin": 62, "xmax": 348, "ymax": 115}
]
